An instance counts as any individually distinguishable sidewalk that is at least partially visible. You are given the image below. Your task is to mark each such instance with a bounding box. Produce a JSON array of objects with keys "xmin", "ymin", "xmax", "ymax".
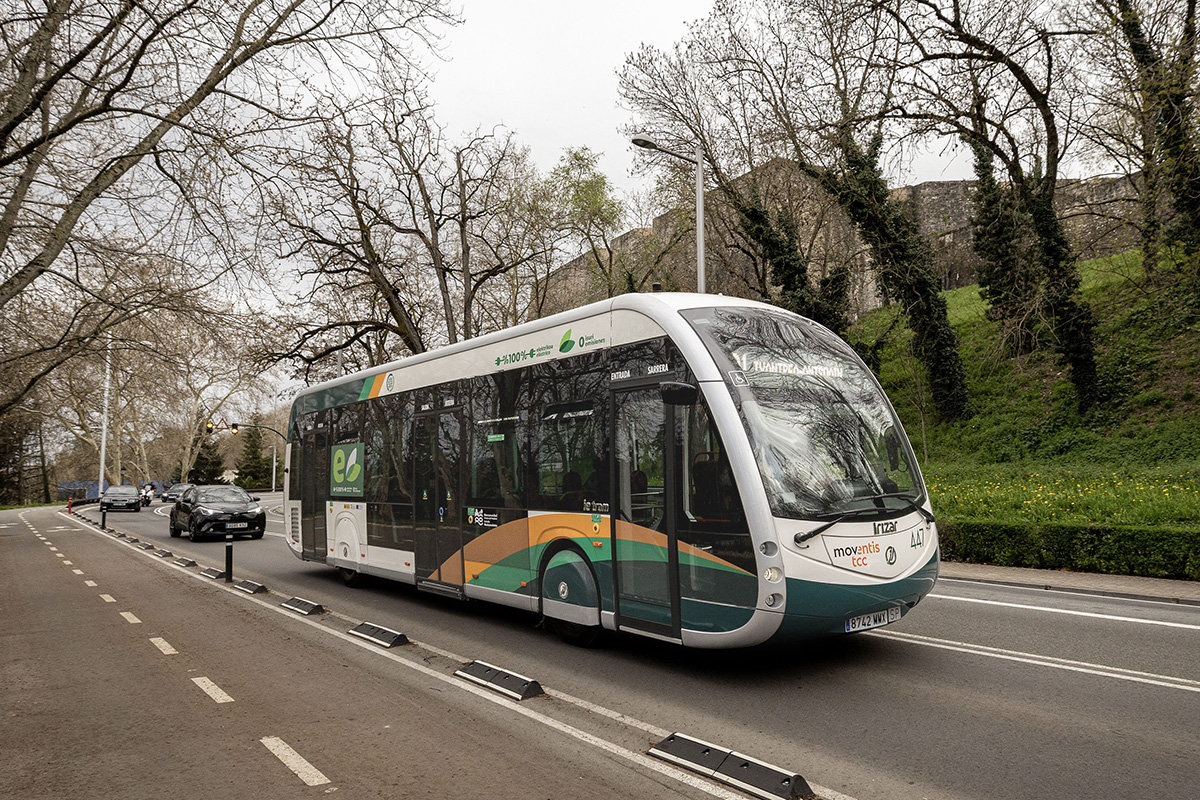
[{"xmin": 939, "ymin": 560, "xmax": 1200, "ymax": 605}]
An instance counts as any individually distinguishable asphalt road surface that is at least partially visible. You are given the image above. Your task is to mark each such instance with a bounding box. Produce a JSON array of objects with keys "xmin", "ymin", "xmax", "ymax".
[{"xmin": 4, "ymin": 499, "xmax": 1197, "ymax": 800}]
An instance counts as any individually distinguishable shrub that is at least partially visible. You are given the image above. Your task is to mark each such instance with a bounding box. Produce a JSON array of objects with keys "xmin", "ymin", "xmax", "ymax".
[{"xmin": 938, "ymin": 518, "xmax": 1200, "ymax": 580}]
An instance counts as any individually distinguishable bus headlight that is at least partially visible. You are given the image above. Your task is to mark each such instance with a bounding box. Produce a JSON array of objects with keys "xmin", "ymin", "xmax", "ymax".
[{"xmin": 763, "ymin": 566, "xmax": 782, "ymax": 583}]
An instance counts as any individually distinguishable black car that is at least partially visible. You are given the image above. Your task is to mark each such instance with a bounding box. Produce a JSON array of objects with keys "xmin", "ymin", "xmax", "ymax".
[
  {"xmin": 163, "ymin": 483, "xmax": 194, "ymax": 503},
  {"xmin": 100, "ymin": 485, "xmax": 141, "ymax": 512},
  {"xmin": 169, "ymin": 485, "xmax": 266, "ymax": 541}
]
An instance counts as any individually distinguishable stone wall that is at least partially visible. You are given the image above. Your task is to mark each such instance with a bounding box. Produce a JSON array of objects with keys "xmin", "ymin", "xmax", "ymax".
[{"xmin": 549, "ymin": 169, "xmax": 1142, "ymax": 314}]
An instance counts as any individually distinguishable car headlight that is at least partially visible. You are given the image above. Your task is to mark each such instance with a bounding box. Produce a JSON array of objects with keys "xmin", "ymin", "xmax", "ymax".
[
  {"xmin": 196, "ymin": 507, "xmax": 216, "ymax": 516},
  {"xmin": 248, "ymin": 506, "xmax": 262, "ymax": 515}
]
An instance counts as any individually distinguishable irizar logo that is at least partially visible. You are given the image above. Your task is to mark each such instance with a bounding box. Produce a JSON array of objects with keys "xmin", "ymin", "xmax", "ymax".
[
  {"xmin": 559, "ymin": 328, "xmax": 575, "ymax": 353},
  {"xmin": 874, "ymin": 520, "xmax": 898, "ymax": 535}
]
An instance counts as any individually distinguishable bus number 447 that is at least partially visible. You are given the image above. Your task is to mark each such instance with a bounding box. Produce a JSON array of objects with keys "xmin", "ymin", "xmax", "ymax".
[{"xmin": 910, "ymin": 528, "xmax": 924, "ymax": 548}]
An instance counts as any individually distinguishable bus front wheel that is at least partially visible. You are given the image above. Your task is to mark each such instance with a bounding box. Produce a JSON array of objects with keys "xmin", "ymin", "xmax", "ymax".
[{"xmin": 340, "ymin": 567, "xmax": 365, "ymax": 587}]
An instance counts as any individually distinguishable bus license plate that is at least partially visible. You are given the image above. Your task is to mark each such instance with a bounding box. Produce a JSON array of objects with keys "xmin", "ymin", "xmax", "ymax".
[
  {"xmin": 227, "ymin": 522, "xmax": 248, "ymax": 529},
  {"xmin": 844, "ymin": 606, "xmax": 901, "ymax": 633}
]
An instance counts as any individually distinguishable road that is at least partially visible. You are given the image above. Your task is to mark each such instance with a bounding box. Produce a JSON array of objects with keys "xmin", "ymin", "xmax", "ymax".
[{"xmin": 4, "ymin": 498, "xmax": 1197, "ymax": 800}]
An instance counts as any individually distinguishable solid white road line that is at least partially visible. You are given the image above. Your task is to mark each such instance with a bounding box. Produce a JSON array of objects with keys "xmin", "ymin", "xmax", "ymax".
[
  {"xmin": 872, "ymin": 630, "xmax": 1200, "ymax": 693},
  {"xmin": 149, "ymin": 637, "xmax": 178, "ymax": 655},
  {"xmin": 191, "ymin": 677, "xmax": 234, "ymax": 703},
  {"xmin": 928, "ymin": 593, "xmax": 1200, "ymax": 630},
  {"xmin": 260, "ymin": 737, "xmax": 331, "ymax": 786},
  {"xmin": 120, "ymin": 612, "xmax": 141, "ymax": 624}
]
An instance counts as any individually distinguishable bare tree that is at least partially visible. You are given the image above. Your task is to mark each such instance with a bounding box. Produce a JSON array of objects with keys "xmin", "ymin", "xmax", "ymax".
[
  {"xmin": 0, "ymin": 0, "xmax": 453, "ymax": 413},
  {"xmin": 879, "ymin": 0, "xmax": 1099, "ymax": 408},
  {"xmin": 621, "ymin": 0, "xmax": 970, "ymax": 419}
]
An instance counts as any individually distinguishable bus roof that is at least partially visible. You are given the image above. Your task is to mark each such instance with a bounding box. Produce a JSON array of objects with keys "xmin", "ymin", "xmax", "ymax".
[{"xmin": 288, "ymin": 292, "xmax": 780, "ymax": 421}]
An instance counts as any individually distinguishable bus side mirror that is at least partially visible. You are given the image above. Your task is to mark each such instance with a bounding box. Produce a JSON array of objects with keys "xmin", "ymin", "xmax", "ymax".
[{"xmin": 659, "ymin": 381, "xmax": 698, "ymax": 406}]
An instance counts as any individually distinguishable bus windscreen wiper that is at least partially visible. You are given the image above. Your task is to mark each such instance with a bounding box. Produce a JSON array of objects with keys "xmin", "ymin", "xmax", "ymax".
[
  {"xmin": 793, "ymin": 494, "xmax": 934, "ymax": 545},
  {"xmin": 868, "ymin": 492, "xmax": 936, "ymax": 523}
]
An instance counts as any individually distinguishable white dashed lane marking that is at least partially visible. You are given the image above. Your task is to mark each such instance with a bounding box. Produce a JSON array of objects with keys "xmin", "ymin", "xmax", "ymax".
[
  {"xmin": 84, "ymin": 580, "xmax": 97, "ymax": 587},
  {"xmin": 192, "ymin": 677, "xmax": 234, "ymax": 704},
  {"xmin": 72, "ymin": 570, "xmax": 83, "ymax": 575},
  {"xmin": 149, "ymin": 638, "xmax": 178, "ymax": 655},
  {"xmin": 260, "ymin": 737, "xmax": 331, "ymax": 786},
  {"xmin": 100, "ymin": 594, "xmax": 115, "ymax": 603},
  {"xmin": 120, "ymin": 612, "xmax": 141, "ymax": 624}
]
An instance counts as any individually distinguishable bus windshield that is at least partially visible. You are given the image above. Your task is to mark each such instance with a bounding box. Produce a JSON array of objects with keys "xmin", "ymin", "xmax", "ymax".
[{"xmin": 683, "ymin": 306, "xmax": 921, "ymax": 520}]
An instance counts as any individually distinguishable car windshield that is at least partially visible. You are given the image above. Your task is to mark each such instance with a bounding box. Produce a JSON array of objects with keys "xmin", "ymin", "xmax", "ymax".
[
  {"xmin": 108, "ymin": 486, "xmax": 137, "ymax": 496},
  {"xmin": 197, "ymin": 487, "xmax": 251, "ymax": 504},
  {"xmin": 683, "ymin": 306, "xmax": 922, "ymax": 520}
]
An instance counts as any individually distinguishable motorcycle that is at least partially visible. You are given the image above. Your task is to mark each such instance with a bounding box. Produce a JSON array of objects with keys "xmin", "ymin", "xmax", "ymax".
[{"xmin": 141, "ymin": 486, "xmax": 153, "ymax": 506}]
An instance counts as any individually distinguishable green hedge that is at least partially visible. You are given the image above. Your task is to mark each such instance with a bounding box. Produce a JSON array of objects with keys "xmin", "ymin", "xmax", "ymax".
[{"xmin": 938, "ymin": 518, "xmax": 1200, "ymax": 581}]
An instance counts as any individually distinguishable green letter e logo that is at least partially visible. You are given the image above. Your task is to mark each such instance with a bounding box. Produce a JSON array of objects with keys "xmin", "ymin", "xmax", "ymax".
[
  {"xmin": 330, "ymin": 443, "xmax": 364, "ymax": 496},
  {"xmin": 559, "ymin": 329, "xmax": 575, "ymax": 353}
]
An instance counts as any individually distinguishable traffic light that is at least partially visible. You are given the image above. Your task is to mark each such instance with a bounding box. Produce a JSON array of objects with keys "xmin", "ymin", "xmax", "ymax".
[
  {"xmin": 231, "ymin": 423, "xmax": 239, "ymax": 435},
  {"xmin": 205, "ymin": 421, "xmax": 214, "ymax": 433}
]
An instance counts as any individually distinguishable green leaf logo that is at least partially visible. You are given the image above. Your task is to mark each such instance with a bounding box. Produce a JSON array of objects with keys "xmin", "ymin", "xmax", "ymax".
[
  {"xmin": 330, "ymin": 443, "xmax": 365, "ymax": 496},
  {"xmin": 559, "ymin": 329, "xmax": 575, "ymax": 353}
]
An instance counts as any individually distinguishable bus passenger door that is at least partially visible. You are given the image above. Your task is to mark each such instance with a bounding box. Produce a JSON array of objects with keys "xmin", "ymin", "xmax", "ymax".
[
  {"xmin": 611, "ymin": 387, "xmax": 680, "ymax": 640},
  {"xmin": 300, "ymin": 419, "xmax": 328, "ymax": 561},
  {"xmin": 414, "ymin": 410, "xmax": 465, "ymax": 598}
]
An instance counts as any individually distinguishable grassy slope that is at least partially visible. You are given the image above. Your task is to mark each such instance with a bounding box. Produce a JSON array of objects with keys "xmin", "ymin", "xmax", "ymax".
[{"xmin": 850, "ymin": 250, "xmax": 1200, "ymax": 529}]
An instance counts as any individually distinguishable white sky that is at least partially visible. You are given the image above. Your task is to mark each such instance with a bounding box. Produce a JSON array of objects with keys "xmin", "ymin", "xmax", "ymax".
[
  {"xmin": 427, "ymin": 1, "xmax": 971, "ymax": 200},
  {"xmin": 427, "ymin": 1, "xmax": 703, "ymax": 196}
]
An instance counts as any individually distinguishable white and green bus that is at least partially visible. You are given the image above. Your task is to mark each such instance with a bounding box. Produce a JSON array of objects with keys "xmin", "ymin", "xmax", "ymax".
[{"xmin": 284, "ymin": 293, "xmax": 939, "ymax": 647}]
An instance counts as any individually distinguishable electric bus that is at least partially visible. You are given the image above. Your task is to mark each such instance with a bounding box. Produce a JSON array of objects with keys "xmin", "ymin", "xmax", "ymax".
[{"xmin": 283, "ymin": 293, "xmax": 939, "ymax": 647}]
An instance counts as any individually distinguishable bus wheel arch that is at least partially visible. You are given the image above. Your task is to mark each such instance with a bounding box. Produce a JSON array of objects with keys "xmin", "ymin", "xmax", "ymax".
[{"xmin": 538, "ymin": 542, "xmax": 602, "ymax": 647}]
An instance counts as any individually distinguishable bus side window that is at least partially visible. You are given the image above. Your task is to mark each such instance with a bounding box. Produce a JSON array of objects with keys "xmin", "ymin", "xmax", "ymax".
[
  {"xmin": 530, "ymin": 355, "xmax": 606, "ymax": 512},
  {"xmin": 365, "ymin": 394, "xmax": 415, "ymax": 551},
  {"xmin": 468, "ymin": 372, "xmax": 528, "ymax": 510}
]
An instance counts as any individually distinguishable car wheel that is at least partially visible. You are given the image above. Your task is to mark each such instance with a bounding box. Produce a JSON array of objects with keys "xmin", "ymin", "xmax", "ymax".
[
  {"xmin": 169, "ymin": 515, "xmax": 180, "ymax": 538},
  {"xmin": 188, "ymin": 520, "xmax": 200, "ymax": 542}
]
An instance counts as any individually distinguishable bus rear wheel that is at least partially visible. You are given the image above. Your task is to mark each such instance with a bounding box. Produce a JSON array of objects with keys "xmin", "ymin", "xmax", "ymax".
[{"xmin": 340, "ymin": 567, "xmax": 364, "ymax": 587}]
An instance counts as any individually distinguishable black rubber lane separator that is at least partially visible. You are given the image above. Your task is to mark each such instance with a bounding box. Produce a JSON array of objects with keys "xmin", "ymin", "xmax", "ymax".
[
  {"xmin": 199, "ymin": 567, "xmax": 225, "ymax": 580},
  {"xmin": 233, "ymin": 579, "xmax": 266, "ymax": 595},
  {"xmin": 174, "ymin": 557, "xmax": 197, "ymax": 567},
  {"xmin": 281, "ymin": 597, "xmax": 325, "ymax": 616},
  {"xmin": 454, "ymin": 660, "xmax": 544, "ymax": 701},
  {"xmin": 153, "ymin": 549, "xmax": 172, "ymax": 558},
  {"xmin": 348, "ymin": 622, "xmax": 408, "ymax": 648},
  {"xmin": 649, "ymin": 732, "xmax": 816, "ymax": 800}
]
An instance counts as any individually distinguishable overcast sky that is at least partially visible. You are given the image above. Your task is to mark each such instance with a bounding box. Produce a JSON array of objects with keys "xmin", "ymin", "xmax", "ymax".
[
  {"xmin": 427, "ymin": 1, "xmax": 971, "ymax": 198},
  {"xmin": 427, "ymin": 1, "xmax": 703, "ymax": 195}
]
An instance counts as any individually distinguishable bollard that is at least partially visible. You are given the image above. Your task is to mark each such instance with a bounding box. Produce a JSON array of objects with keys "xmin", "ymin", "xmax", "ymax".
[
  {"xmin": 101, "ymin": 509, "xmax": 107, "ymax": 529},
  {"xmin": 68, "ymin": 496, "xmax": 72, "ymax": 514},
  {"xmin": 225, "ymin": 534, "xmax": 233, "ymax": 583}
]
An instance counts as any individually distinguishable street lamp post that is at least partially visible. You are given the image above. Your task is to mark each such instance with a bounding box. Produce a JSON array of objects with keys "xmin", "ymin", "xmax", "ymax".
[
  {"xmin": 631, "ymin": 135, "xmax": 705, "ymax": 294},
  {"xmin": 97, "ymin": 335, "xmax": 112, "ymax": 496}
]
